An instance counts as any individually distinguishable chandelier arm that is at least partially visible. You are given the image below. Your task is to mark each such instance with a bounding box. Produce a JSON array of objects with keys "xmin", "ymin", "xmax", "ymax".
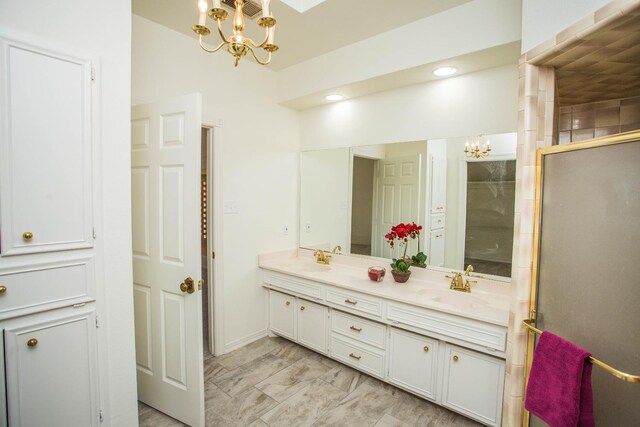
[
  {"xmin": 215, "ymin": 18, "xmax": 230, "ymax": 44},
  {"xmin": 247, "ymin": 45, "xmax": 272, "ymax": 65},
  {"xmin": 198, "ymin": 35, "xmax": 227, "ymax": 53},
  {"xmin": 244, "ymin": 34, "xmax": 269, "ymax": 49}
]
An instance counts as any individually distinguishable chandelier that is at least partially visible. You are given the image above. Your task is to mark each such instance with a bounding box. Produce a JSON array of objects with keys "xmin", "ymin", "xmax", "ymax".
[
  {"xmin": 193, "ymin": 0, "xmax": 278, "ymax": 67},
  {"xmin": 464, "ymin": 135, "xmax": 491, "ymax": 159}
]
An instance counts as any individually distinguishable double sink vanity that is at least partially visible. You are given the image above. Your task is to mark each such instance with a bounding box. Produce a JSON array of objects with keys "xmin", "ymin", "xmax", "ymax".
[{"xmin": 259, "ymin": 249, "xmax": 510, "ymax": 427}]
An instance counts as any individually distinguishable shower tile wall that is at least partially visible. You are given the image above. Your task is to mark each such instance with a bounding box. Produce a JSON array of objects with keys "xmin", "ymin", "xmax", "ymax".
[{"xmin": 558, "ymin": 96, "xmax": 640, "ymax": 143}]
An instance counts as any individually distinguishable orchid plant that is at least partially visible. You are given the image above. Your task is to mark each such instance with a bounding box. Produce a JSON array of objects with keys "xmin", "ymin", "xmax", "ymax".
[{"xmin": 385, "ymin": 222, "xmax": 428, "ymax": 271}]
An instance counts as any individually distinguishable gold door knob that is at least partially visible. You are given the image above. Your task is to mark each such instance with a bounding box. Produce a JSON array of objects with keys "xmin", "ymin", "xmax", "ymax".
[
  {"xmin": 285, "ymin": 301, "xmax": 291, "ymax": 306},
  {"xmin": 300, "ymin": 306, "xmax": 305, "ymax": 311},
  {"xmin": 453, "ymin": 355, "xmax": 459, "ymax": 362},
  {"xmin": 423, "ymin": 345, "xmax": 429, "ymax": 352},
  {"xmin": 179, "ymin": 277, "xmax": 195, "ymax": 294},
  {"xmin": 0, "ymin": 285, "xmax": 6, "ymax": 295},
  {"xmin": 27, "ymin": 338, "xmax": 38, "ymax": 347},
  {"xmin": 23, "ymin": 232, "xmax": 33, "ymax": 241}
]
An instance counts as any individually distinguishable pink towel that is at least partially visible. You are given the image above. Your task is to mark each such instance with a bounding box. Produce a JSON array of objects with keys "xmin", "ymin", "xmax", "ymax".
[{"xmin": 525, "ymin": 331, "xmax": 594, "ymax": 427}]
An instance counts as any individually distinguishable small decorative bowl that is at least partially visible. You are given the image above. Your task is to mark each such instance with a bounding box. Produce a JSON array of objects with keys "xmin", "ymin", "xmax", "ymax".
[{"xmin": 368, "ymin": 266, "xmax": 386, "ymax": 282}]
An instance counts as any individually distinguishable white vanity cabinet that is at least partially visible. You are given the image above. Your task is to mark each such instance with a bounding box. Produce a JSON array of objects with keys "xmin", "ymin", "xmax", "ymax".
[
  {"xmin": 388, "ymin": 328, "xmax": 439, "ymax": 401},
  {"xmin": 441, "ymin": 344, "xmax": 505, "ymax": 426},
  {"xmin": 268, "ymin": 290, "xmax": 329, "ymax": 354},
  {"xmin": 0, "ymin": 37, "xmax": 101, "ymax": 427}
]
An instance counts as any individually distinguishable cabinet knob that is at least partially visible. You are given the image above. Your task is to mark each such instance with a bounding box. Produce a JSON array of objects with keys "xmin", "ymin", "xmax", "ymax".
[
  {"xmin": 349, "ymin": 353, "xmax": 361, "ymax": 361},
  {"xmin": 345, "ymin": 299, "xmax": 358, "ymax": 305},
  {"xmin": 23, "ymin": 232, "xmax": 33, "ymax": 241},
  {"xmin": 349, "ymin": 325, "xmax": 362, "ymax": 332},
  {"xmin": 423, "ymin": 345, "xmax": 429, "ymax": 352},
  {"xmin": 285, "ymin": 301, "xmax": 291, "ymax": 306},
  {"xmin": 300, "ymin": 306, "xmax": 305, "ymax": 311},
  {"xmin": 27, "ymin": 338, "xmax": 38, "ymax": 348},
  {"xmin": 453, "ymin": 355, "xmax": 459, "ymax": 362},
  {"xmin": 0, "ymin": 285, "xmax": 6, "ymax": 295}
]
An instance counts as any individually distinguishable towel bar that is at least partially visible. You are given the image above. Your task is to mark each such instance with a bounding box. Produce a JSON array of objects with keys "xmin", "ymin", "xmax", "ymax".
[{"xmin": 522, "ymin": 319, "xmax": 640, "ymax": 383}]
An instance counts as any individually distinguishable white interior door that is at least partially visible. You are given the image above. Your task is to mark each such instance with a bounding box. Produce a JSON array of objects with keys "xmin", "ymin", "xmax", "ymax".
[
  {"xmin": 373, "ymin": 155, "xmax": 422, "ymax": 258},
  {"xmin": 131, "ymin": 94, "xmax": 204, "ymax": 427}
]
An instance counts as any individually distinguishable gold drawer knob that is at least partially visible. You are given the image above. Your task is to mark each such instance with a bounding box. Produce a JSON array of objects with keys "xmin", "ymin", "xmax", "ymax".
[
  {"xmin": 23, "ymin": 232, "xmax": 33, "ymax": 241},
  {"xmin": 285, "ymin": 301, "xmax": 290, "ymax": 306},
  {"xmin": 345, "ymin": 299, "xmax": 357, "ymax": 305},
  {"xmin": 349, "ymin": 325, "xmax": 362, "ymax": 332},
  {"xmin": 0, "ymin": 285, "xmax": 6, "ymax": 295},
  {"xmin": 27, "ymin": 338, "xmax": 38, "ymax": 347},
  {"xmin": 423, "ymin": 345, "xmax": 429, "ymax": 352},
  {"xmin": 453, "ymin": 355, "xmax": 459, "ymax": 362},
  {"xmin": 300, "ymin": 306, "xmax": 305, "ymax": 311},
  {"xmin": 349, "ymin": 353, "xmax": 361, "ymax": 360}
]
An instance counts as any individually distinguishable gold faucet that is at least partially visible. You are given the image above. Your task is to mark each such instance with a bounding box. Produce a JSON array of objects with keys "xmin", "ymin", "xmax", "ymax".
[
  {"xmin": 332, "ymin": 245, "xmax": 342, "ymax": 254},
  {"xmin": 445, "ymin": 271, "xmax": 476, "ymax": 293},
  {"xmin": 313, "ymin": 249, "xmax": 331, "ymax": 265}
]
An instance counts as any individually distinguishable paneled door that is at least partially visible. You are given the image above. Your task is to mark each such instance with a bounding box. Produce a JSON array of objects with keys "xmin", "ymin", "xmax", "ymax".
[
  {"xmin": 131, "ymin": 94, "xmax": 204, "ymax": 427},
  {"xmin": 372, "ymin": 155, "xmax": 422, "ymax": 258}
]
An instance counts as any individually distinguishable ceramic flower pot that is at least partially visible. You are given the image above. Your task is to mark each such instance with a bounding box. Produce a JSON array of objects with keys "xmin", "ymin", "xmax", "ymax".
[{"xmin": 391, "ymin": 270, "xmax": 411, "ymax": 283}]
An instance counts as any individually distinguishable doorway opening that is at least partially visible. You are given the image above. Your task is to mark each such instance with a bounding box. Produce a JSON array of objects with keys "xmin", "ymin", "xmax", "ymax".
[
  {"xmin": 463, "ymin": 160, "xmax": 516, "ymax": 277},
  {"xmin": 350, "ymin": 156, "xmax": 376, "ymax": 256},
  {"xmin": 201, "ymin": 126, "xmax": 214, "ymax": 358}
]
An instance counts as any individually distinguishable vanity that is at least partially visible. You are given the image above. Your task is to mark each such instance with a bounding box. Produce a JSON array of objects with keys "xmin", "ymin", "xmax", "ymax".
[{"xmin": 259, "ymin": 250, "xmax": 509, "ymax": 427}]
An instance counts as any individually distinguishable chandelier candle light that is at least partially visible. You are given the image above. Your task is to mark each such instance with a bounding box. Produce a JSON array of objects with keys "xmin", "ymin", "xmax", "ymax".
[
  {"xmin": 193, "ymin": 0, "xmax": 278, "ymax": 66},
  {"xmin": 464, "ymin": 135, "xmax": 491, "ymax": 159}
]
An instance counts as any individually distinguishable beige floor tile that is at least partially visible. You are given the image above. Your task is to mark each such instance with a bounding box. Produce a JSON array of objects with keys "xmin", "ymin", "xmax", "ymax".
[
  {"xmin": 319, "ymin": 363, "xmax": 368, "ymax": 394},
  {"xmin": 215, "ymin": 336, "xmax": 287, "ymax": 370},
  {"xmin": 373, "ymin": 413, "xmax": 411, "ymax": 427},
  {"xmin": 212, "ymin": 353, "xmax": 289, "ymax": 396},
  {"xmin": 255, "ymin": 356, "xmax": 333, "ymax": 402},
  {"xmin": 260, "ymin": 378, "xmax": 347, "ymax": 427},
  {"xmin": 204, "ymin": 382, "xmax": 278, "ymax": 426},
  {"xmin": 204, "ymin": 357, "xmax": 228, "ymax": 382},
  {"xmin": 269, "ymin": 339, "xmax": 317, "ymax": 364},
  {"xmin": 384, "ymin": 388, "xmax": 446, "ymax": 425},
  {"xmin": 138, "ymin": 402, "xmax": 186, "ymax": 427}
]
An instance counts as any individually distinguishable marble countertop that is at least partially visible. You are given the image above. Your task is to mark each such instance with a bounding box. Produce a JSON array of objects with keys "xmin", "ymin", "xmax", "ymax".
[{"xmin": 259, "ymin": 249, "xmax": 510, "ymax": 327}]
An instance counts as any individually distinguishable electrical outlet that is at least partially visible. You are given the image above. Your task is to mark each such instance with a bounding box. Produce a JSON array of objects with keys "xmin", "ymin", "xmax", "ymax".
[{"xmin": 283, "ymin": 225, "xmax": 289, "ymax": 235}]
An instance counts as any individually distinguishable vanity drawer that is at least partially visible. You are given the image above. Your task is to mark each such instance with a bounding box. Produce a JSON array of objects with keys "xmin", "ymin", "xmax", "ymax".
[
  {"xmin": 326, "ymin": 288, "xmax": 383, "ymax": 319},
  {"xmin": 331, "ymin": 310, "xmax": 386, "ymax": 349},
  {"xmin": 263, "ymin": 270, "xmax": 324, "ymax": 300},
  {"xmin": 330, "ymin": 334, "xmax": 385, "ymax": 379},
  {"xmin": 0, "ymin": 259, "xmax": 95, "ymax": 317},
  {"xmin": 387, "ymin": 302, "xmax": 507, "ymax": 352},
  {"xmin": 430, "ymin": 213, "xmax": 445, "ymax": 230}
]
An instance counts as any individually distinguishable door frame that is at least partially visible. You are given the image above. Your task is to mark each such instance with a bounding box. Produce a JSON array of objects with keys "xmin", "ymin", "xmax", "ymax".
[{"xmin": 202, "ymin": 119, "xmax": 225, "ymax": 356}]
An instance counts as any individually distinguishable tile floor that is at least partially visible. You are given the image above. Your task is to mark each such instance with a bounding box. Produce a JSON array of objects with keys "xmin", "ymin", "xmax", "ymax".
[{"xmin": 138, "ymin": 336, "xmax": 481, "ymax": 427}]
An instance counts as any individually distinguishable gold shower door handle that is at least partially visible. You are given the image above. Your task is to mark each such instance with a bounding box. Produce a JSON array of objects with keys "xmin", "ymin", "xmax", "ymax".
[{"xmin": 180, "ymin": 277, "xmax": 195, "ymax": 294}]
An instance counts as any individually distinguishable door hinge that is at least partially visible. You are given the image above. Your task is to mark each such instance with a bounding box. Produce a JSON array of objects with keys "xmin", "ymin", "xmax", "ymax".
[
  {"xmin": 91, "ymin": 67, "xmax": 96, "ymax": 81},
  {"xmin": 93, "ymin": 227, "xmax": 97, "ymax": 239},
  {"xmin": 99, "ymin": 409, "xmax": 104, "ymax": 422},
  {"xmin": 95, "ymin": 314, "xmax": 100, "ymax": 328},
  {"xmin": 212, "ymin": 251, "xmax": 215, "ymax": 259}
]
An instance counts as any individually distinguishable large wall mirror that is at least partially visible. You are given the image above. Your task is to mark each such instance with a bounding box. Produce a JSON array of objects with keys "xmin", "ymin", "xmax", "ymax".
[{"xmin": 299, "ymin": 133, "xmax": 517, "ymax": 279}]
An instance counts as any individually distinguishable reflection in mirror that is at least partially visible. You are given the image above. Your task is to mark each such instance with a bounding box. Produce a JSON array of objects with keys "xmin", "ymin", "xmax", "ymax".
[{"xmin": 299, "ymin": 133, "xmax": 517, "ymax": 278}]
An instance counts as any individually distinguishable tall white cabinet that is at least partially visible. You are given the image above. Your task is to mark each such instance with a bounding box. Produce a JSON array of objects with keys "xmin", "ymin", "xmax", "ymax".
[{"xmin": 0, "ymin": 37, "xmax": 101, "ymax": 426}]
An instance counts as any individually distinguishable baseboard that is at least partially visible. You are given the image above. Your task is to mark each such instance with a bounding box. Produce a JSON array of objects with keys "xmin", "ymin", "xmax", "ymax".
[{"xmin": 223, "ymin": 329, "xmax": 268, "ymax": 354}]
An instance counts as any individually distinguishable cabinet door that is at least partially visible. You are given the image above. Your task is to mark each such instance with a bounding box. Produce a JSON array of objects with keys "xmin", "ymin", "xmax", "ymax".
[
  {"xmin": 269, "ymin": 290, "xmax": 296, "ymax": 340},
  {"xmin": 430, "ymin": 156, "xmax": 447, "ymax": 214},
  {"xmin": 429, "ymin": 230, "xmax": 445, "ymax": 267},
  {"xmin": 441, "ymin": 344, "xmax": 505, "ymax": 427},
  {"xmin": 297, "ymin": 299, "xmax": 328, "ymax": 354},
  {"xmin": 0, "ymin": 39, "xmax": 94, "ymax": 256},
  {"xmin": 388, "ymin": 328, "xmax": 439, "ymax": 400},
  {"xmin": 3, "ymin": 308, "xmax": 100, "ymax": 427}
]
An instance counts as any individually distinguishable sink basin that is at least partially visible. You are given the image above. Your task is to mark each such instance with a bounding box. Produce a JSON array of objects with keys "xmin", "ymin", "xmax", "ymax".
[{"xmin": 288, "ymin": 262, "xmax": 331, "ymax": 273}]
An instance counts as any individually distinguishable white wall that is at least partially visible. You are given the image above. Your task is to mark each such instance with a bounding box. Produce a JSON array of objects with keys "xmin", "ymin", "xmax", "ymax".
[
  {"xmin": 0, "ymin": 1, "xmax": 138, "ymax": 425},
  {"xmin": 132, "ymin": 16, "xmax": 300, "ymax": 352},
  {"xmin": 521, "ymin": 0, "xmax": 613, "ymax": 53},
  {"xmin": 300, "ymin": 64, "xmax": 519, "ymax": 150}
]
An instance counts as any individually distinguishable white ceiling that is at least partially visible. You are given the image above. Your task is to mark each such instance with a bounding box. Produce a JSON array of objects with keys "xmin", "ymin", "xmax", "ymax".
[{"xmin": 132, "ymin": 0, "xmax": 474, "ymax": 70}]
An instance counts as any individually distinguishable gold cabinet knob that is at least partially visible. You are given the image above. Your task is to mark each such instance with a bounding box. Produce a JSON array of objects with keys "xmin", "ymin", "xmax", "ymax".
[
  {"xmin": 27, "ymin": 338, "xmax": 38, "ymax": 347},
  {"xmin": 23, "ymin": 232, "xmax": 33, "ymax": 241},
  {"xmin": 349, "ymin": 353, "xmax": 361, "ymax": 360},
  {"xmin": 453, "ymin": 355, "xmax": 459, "ymax": 362},
  {"xmin": 300, "ymin": 306, "xmax": 305, "ymax": 311},
  {"xmin": 0, "ymin": 285, "xmax": 6, "ymax": 295},
  {"xmin": 285, "ymin": 301, "xmax": 290, "ymax": 306},
  {"xmin": 423, "ymin": 345, "xmax": 429, "ymax": 352},
  {"xmin": 345, "ymin": 299, "xmax": 357, "ymax": 305},
  {"xmin": 349, "ymin": 325, "xmax": 362, "ymax": 332}
]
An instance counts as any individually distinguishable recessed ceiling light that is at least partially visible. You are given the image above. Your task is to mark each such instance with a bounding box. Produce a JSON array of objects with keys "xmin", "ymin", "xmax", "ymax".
[
  {"xmin": 433, "ymin": 67, "xmax": 457, "ymax": 77},
  {"xmin": 325, "ymin": 94, "xmax": 344, "ymax": 101}
]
